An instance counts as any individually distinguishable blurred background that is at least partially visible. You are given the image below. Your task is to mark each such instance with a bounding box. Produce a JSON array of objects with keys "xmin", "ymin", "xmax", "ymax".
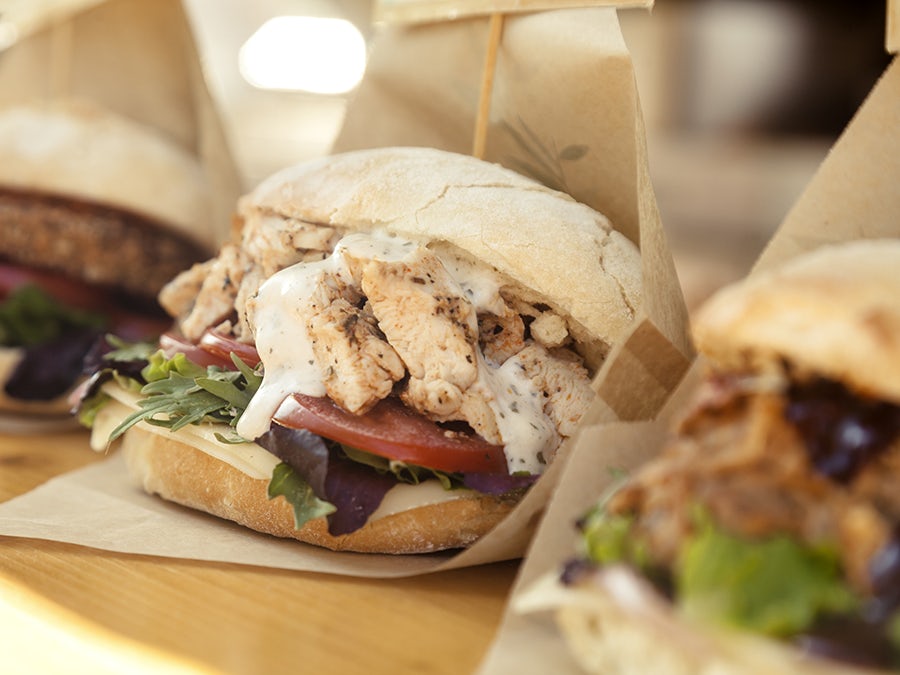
[
  {"xmin": 181, "ymin": 0, "xmax": 893, "ymax": 310},
  {"xmin": 1, "ymin": 0, "xmax": 893, "ymax": 310}
]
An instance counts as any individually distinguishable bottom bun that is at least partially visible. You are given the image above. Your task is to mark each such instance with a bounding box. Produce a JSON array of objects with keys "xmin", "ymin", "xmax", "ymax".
[
  {"xmin": 552, "ymin": 567, "xmax": 879, "ymax": 675},
  {"xmin": 120, "ymin": 426, "xmax": 516, "ymax": 554}
]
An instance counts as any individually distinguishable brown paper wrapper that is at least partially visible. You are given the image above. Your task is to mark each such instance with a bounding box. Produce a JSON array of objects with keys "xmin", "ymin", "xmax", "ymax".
[
  {"xmin": 0, "ymin": 0, "xmax": 242, "ymax": 247},
  {"xmin": 335, "ymin": 6, "xmax": 693, "ymax": 410},
  {"xmin": 479, "ymin": 54, "xmax": 900, "ymax": 674},
  {"xmin": 0, "ymin": 7, "xmax": 690, "ymax": 578},
  {"xmin": 889, "ymin": 0, "xmax": 899, "ymax": 54},
  {"xmin": 374, "ymin": 0, "xmax": 652, "ymax": 25}
]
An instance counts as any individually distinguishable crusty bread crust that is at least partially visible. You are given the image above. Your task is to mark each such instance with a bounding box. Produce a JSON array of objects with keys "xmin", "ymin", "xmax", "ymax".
[
  {"xmin": 240, "ymin": 146, "xmax": 642, "ymax": 359},
  {"xmin": 694, "ymin": 239, "xmax": 900, "ymax": 404},
  {"xmin": 121, "ymin": 426, "xmax": 516, "ymax": 554}
]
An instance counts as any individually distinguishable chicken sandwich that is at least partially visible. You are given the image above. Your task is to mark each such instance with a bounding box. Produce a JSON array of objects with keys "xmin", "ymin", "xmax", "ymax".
[{"xmin": 79, "ymin": 146, "xmax": 643, "ymax": 554}]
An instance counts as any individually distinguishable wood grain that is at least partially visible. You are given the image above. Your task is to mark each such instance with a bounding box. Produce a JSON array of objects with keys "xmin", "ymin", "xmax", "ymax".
[{"xmin": 0, "ymin": 430, "xmax": 519, "ymax": 674}]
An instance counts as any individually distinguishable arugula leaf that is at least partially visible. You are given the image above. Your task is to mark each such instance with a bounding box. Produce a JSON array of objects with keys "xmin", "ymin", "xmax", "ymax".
[
  {"xmin": 197, "ymin": 354, "xmax": 262, "ymax": 411},
  {"xmin": 0, "ymin": 284, "xmax": 106, "ymax": 347},
  {"xmin": 677, "ymin": 520, "xmax": 858, "ymax": 637},
  {"xmin": 267, "ymin": 462, "xmax": 336, "ymax": 529},
  {"xmin": 106, "ymin": 349, "xmax": 260, "ymax": 441}
]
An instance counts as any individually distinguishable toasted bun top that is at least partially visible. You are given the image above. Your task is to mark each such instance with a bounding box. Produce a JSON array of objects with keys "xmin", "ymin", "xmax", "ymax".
[
  {"xmin": 0, "ymin": 99, "xmax": 212, "ymax": 244},
  {"xmin": 694, "ymin": 239, "xmax": 900, "ymax": 403},
  {"xmin": 241, "ymin": 146, "xmax": 642, "ymax": 350}
]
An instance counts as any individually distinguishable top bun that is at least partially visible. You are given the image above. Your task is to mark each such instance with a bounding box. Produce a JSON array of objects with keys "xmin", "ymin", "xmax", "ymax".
[
  {"xmin": 0, "ymin": 99, "xmax": 212, "ymax": 244},
  {"xmin": 241, "ymin": 146, "xmax": 643, "ymax": 357},
  {"xmin": 693, "ymin": 239, "xmax": 900, "ymax": 403}
]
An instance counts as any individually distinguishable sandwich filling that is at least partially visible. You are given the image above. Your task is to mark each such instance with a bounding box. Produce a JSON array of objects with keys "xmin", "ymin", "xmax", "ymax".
[
  {"xmin": 1, "ymin": 262, "xmax": 169, "ymax": 409},
  {"xmin": 0, "ymin": 186, "xmax": 208, "ymax": 411},
  {"xmin": 564, "ymin": 363, "xmax": 900, "ymax": 669},
  {"xmin": 80, "ymin": 218, "xmax": 598, "ymax": 537}
]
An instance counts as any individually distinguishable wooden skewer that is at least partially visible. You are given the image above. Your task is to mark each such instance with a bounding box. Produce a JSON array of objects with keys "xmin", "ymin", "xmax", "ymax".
[{"xmin": 472, "ymin": 13, "xmax": 505, "ymax": 159}]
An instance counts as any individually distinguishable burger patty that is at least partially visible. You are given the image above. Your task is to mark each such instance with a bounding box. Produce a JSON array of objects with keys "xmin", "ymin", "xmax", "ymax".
[
  {"xmin": 607, "ymin": 371, "xmax": 900, "ymax": 595},
  {"xmin": 0, "ymin": 187, "xmax": 210, "ymax": 302}
]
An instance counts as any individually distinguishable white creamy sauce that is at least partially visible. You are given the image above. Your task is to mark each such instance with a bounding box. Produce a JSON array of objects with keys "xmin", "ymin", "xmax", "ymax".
[
  {"xmin": 337, "ymin": 230, "xmax": 418, "ymax": 262},
  {"xmin": 236, "ymin": 232, "xmax": 417, "ymax": 440},
  {"xmin": 438, "ymin": 252, "xmax": 507, "ymax": 316},
  {"xmin": 236, "ymin": 230, "xmax": 557, "ymax": 474},
  {"xmin": 475, "ymin": 351, "xmax": 556, "ymax": 474},
  {"xmin": 236, "ymin": 257, "xmax": 332, "ymax": 440}
]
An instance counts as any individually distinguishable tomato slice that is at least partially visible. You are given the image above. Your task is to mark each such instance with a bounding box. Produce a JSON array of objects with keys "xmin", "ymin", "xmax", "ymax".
[
  {"xmin": 160, "ymin": 331, "xmax": 506, "ymax": 474},
  {"xmin": 273, "ymin": 393, "xmax": 508, "ymax": 475},
  {"xmin": 159, "ymin": 331, "xmax": 261, "ymax": 369},
  {"xmin": 159, "ymin": 332, "xmax": 231, "ymax": 369},
  {"xmin": 0, "ymin": 262, "xmax": 103, "ymax": 309},
  {"xmin": 199, "ymin": 331, "xmax": 261, "ymax": 367}
]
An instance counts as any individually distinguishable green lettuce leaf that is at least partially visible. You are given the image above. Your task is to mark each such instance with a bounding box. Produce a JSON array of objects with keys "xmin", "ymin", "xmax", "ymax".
[
  {"xmin": 577, "ymin": 468, "xmax": 642, "ymax": 566},
  {"xmin": 580, "ymin": 511, "xmax": 647, "ymax": 568},
  {"xmin": 339, "ymin": 444, "xmax": 461, "ymax": 490},
  {"xmin": 888, "ymin": 612, "xmax": 900, "ymax": 651},
  {"xmin": 677, "ymin": 520, "xmax": 858, "ymax": 636},
  {"xmin": 267, "ymin": 462, "xmax": 336, "ymax": 529},
  {"xmin": 0, "ymin": 284, "xmax": 106, "ymax": 347}
]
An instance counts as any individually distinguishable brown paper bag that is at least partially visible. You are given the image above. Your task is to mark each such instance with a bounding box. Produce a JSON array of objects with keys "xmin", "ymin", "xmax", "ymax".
[
  {"xmin": 0, "ymin": 6, "xmax": 690, "ymax": 579},
  {"xmin": 480, "ymin": 53, "xmax": 900, "ymax": 674},
  {"xmin": 888, "ymin": 0, "xmax": 899, "ymax": 54},
  {"xmin": 374, "ymin": 0, "xmax": 652, "ymax": 24},
  {"xmin": 335, "ymin": 5, "xmax": 692, "ymax": 419},
  {"xmin": 333, "ymin": 6, "xmax": 692, "ymax": 570},
  {"xmin": 0, "ymin": 0, "xmax": 242, "ymax": 247}
]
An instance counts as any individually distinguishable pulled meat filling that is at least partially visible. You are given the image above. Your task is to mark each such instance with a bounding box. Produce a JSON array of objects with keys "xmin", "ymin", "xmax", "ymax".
[{"xmin": 608, "ymin": 371, "xmax": 900, "ymax": 596}]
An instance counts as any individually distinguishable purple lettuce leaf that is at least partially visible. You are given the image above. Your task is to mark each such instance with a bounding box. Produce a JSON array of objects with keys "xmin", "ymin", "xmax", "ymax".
[
  {"xmin": 257, "ymin": 423, "xmax": 396, "ymax": 536},
  {"xmin": 4, "ymin": 326, "xmax": 102, "ymax": 400},
  {"xmin": 461, "ymin": 471, "xmax": 538, "ymax": 495}
]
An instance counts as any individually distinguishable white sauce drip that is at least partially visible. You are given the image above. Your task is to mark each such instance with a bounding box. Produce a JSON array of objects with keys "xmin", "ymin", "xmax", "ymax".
[
  {"xmin": 475, "ymin": 351, "xmax": 556, "ymax": 474},
  {"xmin": 236, "ymin": 258, "xmax": 334, "ymax": 440},
  {"xmin": 236, "ymin": 230, "xmax": 558, "ymax": 474}
]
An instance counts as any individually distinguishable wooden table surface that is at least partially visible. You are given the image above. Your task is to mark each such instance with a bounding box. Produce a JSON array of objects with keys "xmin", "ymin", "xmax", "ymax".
[{"xmin": 0, "ymin": 428, "xmax": 519, "ymax": 674}]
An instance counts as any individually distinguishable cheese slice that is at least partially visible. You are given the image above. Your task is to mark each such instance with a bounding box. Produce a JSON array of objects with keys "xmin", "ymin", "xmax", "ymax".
[{"xmin": 95, "ymin": 383, "xmax": 469, "ymax": 519}]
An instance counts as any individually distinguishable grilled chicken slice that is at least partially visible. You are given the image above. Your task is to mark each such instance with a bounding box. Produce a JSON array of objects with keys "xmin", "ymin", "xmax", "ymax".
[{"xmin": 347, "ymin": 245, "xmax": 481, "ymax": 421}]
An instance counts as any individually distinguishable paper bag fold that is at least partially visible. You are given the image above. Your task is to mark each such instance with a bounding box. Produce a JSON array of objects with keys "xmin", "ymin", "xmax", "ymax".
[{"xmin": 478, "ymin": 52, "xmax": 900, "ymax": 675}]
